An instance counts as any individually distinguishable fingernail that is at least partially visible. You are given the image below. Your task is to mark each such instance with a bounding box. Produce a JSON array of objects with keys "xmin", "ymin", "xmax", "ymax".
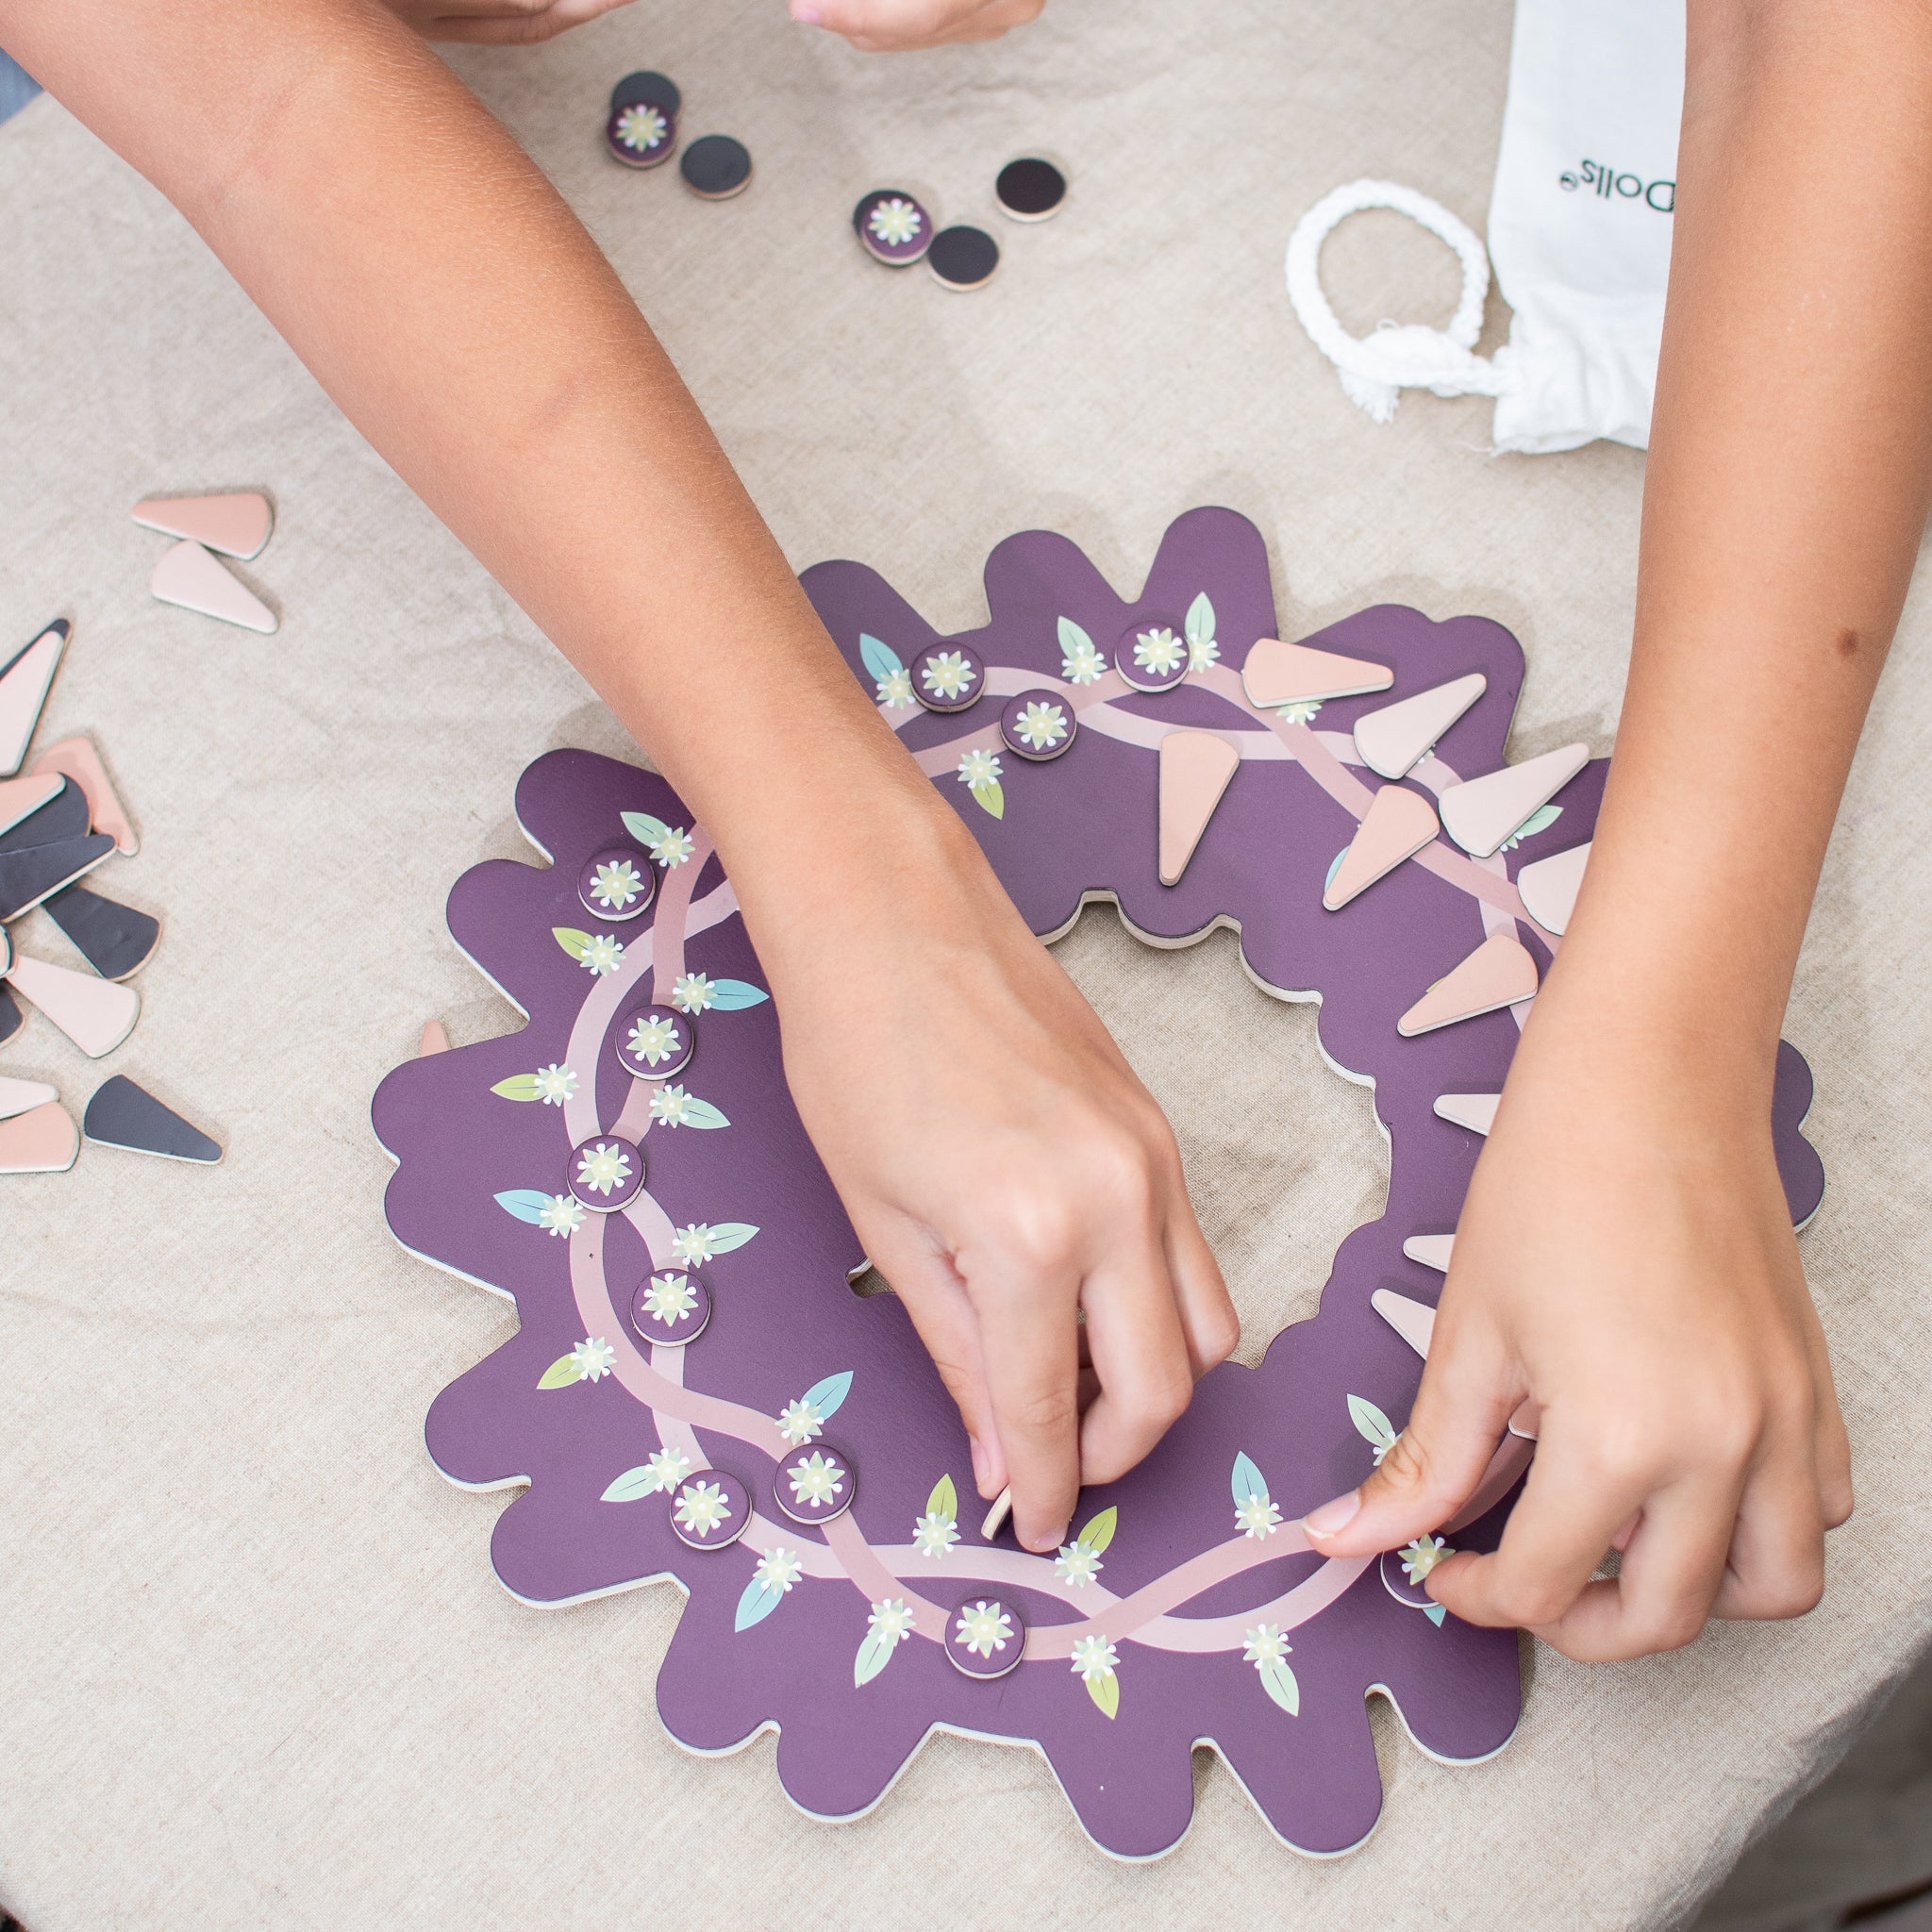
[
  {"xmin": 790, "ymin": 3, "xmax": 824, "ymax": 21},
  {"xmin": 1303, "ymin": 1490, "xmax": 1362, "ymax": 1540},
  {"xmin": 1023, "ymin": 1521, "xmax": 1068, "ymax": 1556}
]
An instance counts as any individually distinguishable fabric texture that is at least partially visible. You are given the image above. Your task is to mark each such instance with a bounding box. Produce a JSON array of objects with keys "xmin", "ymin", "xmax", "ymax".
[{"xmin": 1, "ymin": 6, "xmax": 1929, "ymax": 1929}]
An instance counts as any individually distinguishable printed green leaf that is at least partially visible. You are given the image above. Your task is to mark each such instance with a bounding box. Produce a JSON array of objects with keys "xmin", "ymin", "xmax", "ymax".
[
  {"xmin": 490, "ymin": 1074, "xmax": 543, "ymax": 1102},
  {"xmin": 1347, "ymin": 1394, "xmax": 1398, "ymax": 1452},
  {"xmin": 552, "ymin": 926, "xmax": 592, "ymax": 961},
  {"xmin": 1257, "ymin": 1656, "xmax": 1301, "ymax": 1715},
  {"xmin": 969, "ymin": 778, "xmax": 1006, "ymax": 820},
  {"xmin": 621, "ymin": 810, "xmax": 672, "ymax": 849},
  {"xmin": 537, "ymin": 1353, "xmax": 584, "ymax": 1390},
  {"xmin": 1324, "ymin": 849, "xmax": 1347, "ymax": 895},
  {"xmin": 1077, "ymin": 1506, "xmax": 1118, "ymax": 1555},
  {"xmin": 494, "ymin": 1189, "xmax": 555, "ymax": 1224},
  {"xmin": 803, "ymin": 1371, "xmax": 854, "ymax": 1422},
  {"xmin": 1185, "ymin": 591, "xmax": 1216, "ymax": 649},
  {"xmin": 1086, "ymin": 1672, "xmax": 1120, "ymax": 1720},
  {"xmin": 1511, "ymin": 803, "xmax": 1562, "ymax": 841},
  {"xmin": 601, "ymin": 1465, "xmax": 665, "ymax": 1503},
  {"xmin": 707, "ymin": 979, "xmax": 770, "ymax": 1010},
  {"xmin": 859, "ymin": 633, "xmax": 905, "ymax": 684},
  {"xmin": 1231, "ymin": 1451, "xmax": 1268, "ymax": 1506},
  {"xmin": 853, "ymin": 1626, "xmax": 897, "ymax": 1687},
  {"xmin": 705, "ymin": 1222, "xmax": 760, "ymax": 1255},
  {"xmin": 677, "ymin": 1096, "xmax": 731, "ymax": 1129},
  {"xmin": 926, "ymin": 1474, "xmax": 958, "ymax": 1522},
  {"xmin": 734, "ymin": 1575, "xmax": 786, "ymax": 1632},
  {"xmin": 1424, "ymin": 1602, "xmax": 1449, "ymax": 1627},
  {"xmin": 1058, "ymin": 614, "xmax": 1093, "ymax": 658}
]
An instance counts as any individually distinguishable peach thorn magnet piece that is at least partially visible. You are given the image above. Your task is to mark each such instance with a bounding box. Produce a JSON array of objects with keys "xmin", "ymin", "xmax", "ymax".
[
  {"xmin": 131, "ymin": 491, "xmax": 274, "ymax": 560},
  {"xmin": 0, "ymin": 621, "xmax": 68, "ymax": 777},
  {"xmin": 1158, "ymin": 730, "xmax": 1241, "ymax": 886},
  {"xmin": 1397, "ymin": 933, "xmax": 1539, "ymax": 1037},
  {"xmin": 4, "ymin": 945, "xmax": 142, "ymax": 1058},
  {"xmin": 979, "ymin": 1486, "xmax": 1013, "ymax": 1541},
  {"xmin": 0, "ymin": 1099, "xmax": 79, "ymax": 1175},
  {"xmin": 30, "ymin": 736, "xmax": 138, "ymax": 856},
  {"xmin": 1402, "ymin": 1233, "xmax": 1455, "ymax": 1273},
  {"xmin": 150, "ymin": 541, "xmax": 277, "ymax": 635},
  {"xmin": 1515, "ymin": 840, "xmax": 1591, "ymax": 936},
  {"xmin": 0, "ymin": 1074, "xmax": 58, "ymax": 1122},
  {"xmin": 1438, "ymin": 743, "xmax": 1589, "ymax": 858},
  {"xmin": 1371, "ymin": 1287, "xmax": 1436, "ymax": 1358},
  {"xmin": 419, "ymin": 1020, "xmax": 451, "ymax": 1057},
  {"xmin": 1241, "ymin": 636, "xmax": 1391, "ymax": 711},
  {"xmin": 0, "ymin": 772, "xmax": 63, "ymax": 840},
  {"xmin": 1433, "ymin": 1091, "xmax": 1499, "ymax": 1136},
  {"xmin": 1352, "ymin": 673, "xmax": 1487, "ymax": 780},
  {"xmin": 1323, "ymin": 783, "xmax": 1439, "ymax": 909}
]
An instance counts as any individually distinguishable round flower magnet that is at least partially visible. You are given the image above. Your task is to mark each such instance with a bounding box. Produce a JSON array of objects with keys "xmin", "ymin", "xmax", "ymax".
[
  {"xmin": 607, "ymin": 101, "xmax": 675, "ymax": 170},
  {"xmin": 854, "ymin": 189, "xmax": 932, "ymax": 266},
  {"xmin": 578, "ymin": 847, "xmax": 655, "ymax": 922},
  {"xmin": 613, "ymin": 1002, "xmax": 694, "ymax": 1082},
  {"xmin": 670, "ymin": 1470, "xmax": 750, "ymax": 1551},
  {"xmin": 1115, "ymin": 620, "xmax": 1191, "ymax": 693},
  {"xmin": 911, "ymin": 643, "xmax": 984, "ymax": 714},
  {"xmin": 629, "ymin": 1269, "xmax": 711, "ymax": 1348},
  {"xmin": 775, "ymin": 1441, "xmax": 856, "ymax": 1525},
  {"xmin": 945, "ymin": 1596, "xmax": 1025, "ymax": 1680},
  {"xmin": 567, "ymin": 1134, "xmax": 645, "ymax": 1212},
  {"xmin": 999, "ymin": 690, "xmax": 1077, "ymax": 762}
]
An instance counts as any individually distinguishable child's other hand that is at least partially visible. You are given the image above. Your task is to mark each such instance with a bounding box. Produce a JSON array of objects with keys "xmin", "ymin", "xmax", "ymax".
[
  {"xmin": 788, "ymin": 0, "xmax": 1044, "ymax": 52},
  {"xmin": 1302, "ymin": 1045, "xmax": 1853, "ymax": 1660},
  {"xmin": 381, "ymin": 0, "xmax": 636, "ymax": 46}
]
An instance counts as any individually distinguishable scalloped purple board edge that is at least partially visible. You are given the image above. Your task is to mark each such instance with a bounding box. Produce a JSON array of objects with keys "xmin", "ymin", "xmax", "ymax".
[{"xmin": 372, "ymin": 507, "xmax": 1823, "ymax": 1861}]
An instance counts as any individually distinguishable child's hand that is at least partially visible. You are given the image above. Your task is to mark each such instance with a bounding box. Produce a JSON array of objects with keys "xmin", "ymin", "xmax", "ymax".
[
  {"xmin": 381, "ymin": 0, "xmax": 636, "ymax": 46},
  {"xmin": 788, "ymin": 0, "xmax": 1044, "ymax": 52}
]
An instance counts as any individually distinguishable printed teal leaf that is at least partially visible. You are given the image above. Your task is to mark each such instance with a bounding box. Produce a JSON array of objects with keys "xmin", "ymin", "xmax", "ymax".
[
  {"xmin": 1424, "ymin": 1602, "xmax": 1448, "ymax": 1627},
  {"xmin": 1512, "ymin": 804, "xmax": 1562, "ymax": 841},
  {"xmin": 706, "ymin": 979, "xmax": 769, "ymax": 1010},
  {"xmin": 490, "ymin": 1074, "xmax": 543, "ymax": 1102},
  {"xmin": 1185, "ymin": 591, "xmax": 1216, "ymax": 648},
  {"xmin": 969, "ymin": 778, "xmax": 1006, "ymax": 820},
  {"xmin": 1077, "ymin": 1506, "xmax": 1118, "ymax": 1555},
  {"xmin": 803, "ymin": 1370, "xmax": 854, "ymax": 1422},
  {"xmin": 1324, "ymin": 850, "xmax": 1347, "ymax": 895},
  {"xmin": 734, "ymin": 1575, "xmax": 786, "ymax": 1632},
  {"xmin": 677, "ymin": 1096, "xmax": 731, "ymax": 1130},
  {"xmin": 853, "ymin": 1626, "xmax": 897, "ymax": 1687},
  {"xmin": 621, "ymin": 810, "xmax": 672, "ymax": 849},
  {"xmin": 600, "ymin": 1466, "xmax": 664, "ymax": 1503},
  {"xmin": 1347, "ymin": 1394, "xmax": 1398, "ymax": 1452},
  {"xmin": 552, "ymin": 926, "xmax": 592, "ymax": 961},
  {"xmin": 1231, "ymin": 1451, "xmax": 1268, "ymax": 1506},
  {"xmin": 494, "ymin": 1189, "xmax": 554, "ymax": 1224},
  {"xmin": 859, "ymin": 633, "xmax": 905, "ymax": 683},
  {"xmin": 1257, "ymin": 1656, "xmax": 1301, "ymax": 1715},
  {"xmin": 705, "ymin": 1222, "xmax": 759, "ymax": 1255},
  {"xmin": 1086, "ymin": 1672, "xmax": 1120, "ymax": 1720},
  {"xmin": 537, "ymin": 1353, "xmax": 583, "ymax": 1390},
  {"xmin": 926, "ymin": 1474, "xmax": 958, "ymax": 1521}
]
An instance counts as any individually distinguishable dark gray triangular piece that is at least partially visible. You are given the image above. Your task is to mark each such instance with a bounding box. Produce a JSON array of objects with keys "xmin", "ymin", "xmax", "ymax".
[
  {"xmin": 0, "ymin": 982, "xmax": 20, "ymax": 1044},
  {"xmin": 0, "ymin": 775, "xmax": 85, "ymax": 853},
  {"xmin": 83, "ymin": 1075, "xmax": 223, "ymax": 1163},
  {"xmin": 42, "ymin": 883, "xmax": 159, "ymax": 981},
  {"xmin": 0, "ymin": 831, "xmax": 114, "ymax": 921}
]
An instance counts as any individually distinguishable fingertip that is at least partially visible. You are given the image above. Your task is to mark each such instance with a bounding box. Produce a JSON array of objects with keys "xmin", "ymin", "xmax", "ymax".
[{"xmin": 1301, "ymin": 1488, "xmax": 1363, "ymax": 1543}]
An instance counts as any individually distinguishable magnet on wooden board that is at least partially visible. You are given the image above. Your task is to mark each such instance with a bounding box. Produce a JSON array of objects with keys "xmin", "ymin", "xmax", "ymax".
[
  {"xmin": 1116, "ymin": 621, "xmax": 1191, "ymax": 694},
  {"xmin": 854, "ymin": 189, "xmax": 932, "ymax": 265},
  {"xmin": 418, "ymin": 1019, "xmax": 450, "ymax": 1057},
  {"xmin": 0, "ymin": 832, "xmax": 115, "ymax": 923},
  {"xmin": 4, "ymin": 951, "xmax": 141, "ymax": 1058},
  {"xmin": 1371, "ymin": 1287, "xmax": 1436, "ymax": 1358},
  {"xmin": 0, "ymin": 1074, "xmax": 58, "ymax": 1122},
  {"xmin": 1157, "ymin": 730, "xmax": 1241, "ymax": 886},
  {"xmin": 151, "ymin": 541, "xmax": 277, "ymax": 634},
  {"xmin": 670, "ymin": 1470, "xmax": 750, "ymax": 1551},
  {"xmin": 0, "ymin": 773, "xmax": 63, "ymax": 841},
  {"xmin": 999, "ymin": 690, "xmax": 1077, "ymax": 762},
  {"xmin": 775, "ymin": 1441, "xmax": 856, "ymax": 1525},
  {"xmin": 1396, "ymin": 933, "xmax": 1539, "ymax": 1037},
  {"xmin": 681, "ymin": 135, "xmax": 752, "ymax": 200},
  {"xmin": 41, "ymin": 883, "xmax": 159, "ymax": 981},
  {"xmin": 82, "ymin": 1074, "xmax": 223, "ymax": 1163},
  {"xmin": 579, "ymin": 846, "xmax": 655, "ymax": 922},
  {"xmin": 30, "ymin": 735, "xmax": 138, "ymax": 854},
  {"xmin": 630, "ymin": 1269, "xmax": 711, "ymax": 1347},
  {"xmin": 1352, "ymin": 673, "xmax": 1487, "ymax": 779},
  {"xmin": 1515, "ymin": 840, "xmax": 1591, "ymax": 935},
  {"xmin": 614, "ymin": 1001, "xmax": 693, "ymax": 1081},
  {"xmin": 0, "ymin": 622, "xmax": 67, "ymax": 777},
  {"xmin": 995, "ymin": 157, "xmax": 1066, "ymax": 222},
  {"xmin": 928, "ymin": 224, "xmax": 999, "ymax": 291},
  {"xmin": 911, "ymin": 641, "xmax": 984, "ymax": 713},
  {"xmin": 1438, "ymin": 743, "xmax": 1589, "ymax": 858},
  {"xmin": 1241, "ymin": 636, "xmax": 1391, "ymax": 711},
  {"xmin": 945, "ymin": 1597, "xmax": 1025, "ymax": 1680},
  {"xmin": 0, "ymin": 1099, "xmax": 78, "ymax": 1175},
  {"xmin": 979, "ymin": 1485, "xmax": 1012, "ymax": 1541},
  {"xmin": 567, "ymin": 1134, "xmax": 645, "ymax": 1211},
  {"xmin": 0, "ymin": 776, "xmax": 86, "ymax": 852},
  {"xmin": 607, "ymin": 99, "xmax": 676, "ymax": 168},
  {"xmin": 1402, "ymin": 1233, "xmax": 1454, "ymax": 1273},
  {"xmin": 130, "ymin": 491, "xmax": 273, "ymax": 561},
  {"xmin": 609, "ymin": 69, "xmax": 681, "ymax": 116},
  {"xmin": 1432, "ymin": 1091, "xmax": 1498, "ymax": 1136},
  {"xmin": 1323, "ymin": 784, "xmax": 1439, "ymax": 909}
]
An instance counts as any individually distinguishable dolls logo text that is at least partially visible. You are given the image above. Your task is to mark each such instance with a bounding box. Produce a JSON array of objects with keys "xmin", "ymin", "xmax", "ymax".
[{"xmin": 1558, "ymin": 159, "xmax": 1674, "ymax": 211}]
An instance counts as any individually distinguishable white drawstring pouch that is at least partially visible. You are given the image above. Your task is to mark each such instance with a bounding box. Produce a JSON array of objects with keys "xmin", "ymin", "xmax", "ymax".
[{"xmin": 1287, "ymin": 0, "xmax": 1685, "ymax": 455}]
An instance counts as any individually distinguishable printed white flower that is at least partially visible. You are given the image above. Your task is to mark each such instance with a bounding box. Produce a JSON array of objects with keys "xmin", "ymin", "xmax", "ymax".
[
  {"xmin": 580, "ymin": 932, "xmax": 625, "ymax": 976},
  {"xmin": 1133, "ymin": 627, "xmax": 1186, "ymax": 677},
  {"xmin": 1189, "ymin": 632, "xmax": 1221, "ymax": 671},
  {"xmin": 570, "ymin": 1336, "xmax": 616, "ymax": 1382},
  {"xmin": 1242, "ymin": 1623, "xmax": 1291, "ymax": 1667},
  {"xmin": 868, "ymin": 1597, "xmax": 916, "ymax": 1644},
  {"xmin": 589, "ymin": 858, "xmax": 645, "ymax": 912},
  {"xmin": 675, "ymin": 1478, "xmax": 734, "ymax": 1537},
  {"xmin": 650, "ymin": 825, "xmax": 695, "ymax": 868},
  {"xmin": 921, "ymin": 649, "xmax": 975, "ymax": 701},
  {"xmin": 1235, "ymin": 1491, "xmax": 1284, "ymax": 1540},
  {"xmin": 875, "ymin": 666, "xmax": 915, "ymax": 709},
  {"xmin": 1054, "ymin": 1541, "xmax": 1105, "ymax": 1588},
  {"xmin": 537, "ymin": 1193, "xmax": 585, "ymax": 1239},
  {"xmin": 776, "ymin": 1396, "xmax": 825, "ymax": 1446},
  {"xmin": 1013, "ymin": 699, "xmax": 1069, "ymax": 753},
  {"xmin": 1400, "ymin": 1534, "xmax": 1452, "ymax": 1585},
  {"xmin": 649, "ymin": 1084, "xmax": 693, "ymax": 1126},
  {"xmin": 868, "ymin": 197, "xmax": 924, "ymax": 246},
  {"xmin": 754, "ymin": 1546, "xmax": 806, "ymax": 1593},
  {"xmin": 957, "ymin": 747, "xmax": 1003, "ymax": 790},
  {"xmin": 644, "ymin": 1446, "xmax": 692, "ymax": 1492},
  {"xmin": 911, "ymin": 1509, "xmax": 958, "ymax": 1559},
  {"xmin": 955, "ymin": 1600, "xmax": 1015, "ymax": 1659},
  {"xmin": 575, "ymin": 1141, "xmax": 634, "ymax": 1196},
  {"xmin": 1069, "ymin": 1633, "xmax": 1118, "ymax": 1682},
  {"xmin": 641, "ymin": 1273, "xmax": 699, "ymax": 1326},
  {"xmin": 787, "ymin": 1450, "xmax": 847, "ymax": 1508},
  {"xmin": 532, "ymin": 1062, "xmax": 577, "ymax": 1106},
  {"xmin": 671, "ymin": 973, "xmax": 716, "ymax": 1014},
  {"xmin": 672, "ymin": 1223, "xmax": 722, "ymax": 1265},
  {"xmin": 615, "ymin": 104, "xmax": 668, "ymax": 153},
  {"xmin": 626, "ymin": 1012, "xmax": 684, "ymax": 1067},
  {"xmin": 1275, "ymin": 698, "xmax": 1323, "ymax": 725},
  {"xmin": 1061, "ymin": 636, "xmax": 1106, "ymax": 684}
]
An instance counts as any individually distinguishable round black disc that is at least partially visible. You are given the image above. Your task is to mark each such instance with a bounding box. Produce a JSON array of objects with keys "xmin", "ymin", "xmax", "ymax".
[
  {"xmin": 609, "ymin": 70, "xmax": 681, "ymax": 116},
  {"xmin": 928, "ymin": 224, "xmax": 1000, "ymax": 291},
  {"xmin": 995, "ymin": 157, "xmax": 1066, "ymax": 221},
  {"xmin": 681, "ymin": 134, "xmax": 753, "ymax": 201}
]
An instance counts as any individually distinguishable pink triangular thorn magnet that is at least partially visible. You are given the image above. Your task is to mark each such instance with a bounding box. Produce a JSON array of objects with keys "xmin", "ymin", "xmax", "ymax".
[
  {"xmin": 0, "ymin": 623, "xmax": 68, "ymax": 777},
  {"xmin": 1158, "ymin": 730, "xmax": 1241, "ymax": 886},
  {"xmin": 150, "ymin": 541, "xmax": 277, "ymax": 634},
  {"xmin": 980, "ymin": 1486, "xmax": 1013, "ymax": 1541},
  {"xmin": 1371, "ymin": 1288, "xmax": 1436, "ymax": 1360},
  {"xmin": 0, "ymin": 772, "xmax": 64, "ymax": 840},
  {"xmin": 1403, "ymin": 1233, "xmax": 1455, "ymax": 1273},
  {"xmin": 0, "ymin": 1074, "xmax": 58, "ymax": 1122},
  {"xmin": 1433, "ymin": 1091, "xmax": 1499, "ymax": 1136},
  {"xmin": 1397, "ymin": 933, "xmax": 1540, "ymax": 1037},
  {"xmin": 1516, "ymin": 840, "xmax": 1591, "ymax": 936},
  {"xmin": 5, "ymin": 952, "xmax": 141, "ymax": 1058},
  {"xmin": 31, "ymin": 736, "xmax": 138, "ymax": 856},
  {"xmin": 131, "ymin": 491, "xmax": 273, "ymax": 561},
  {"xmin": 1324, "ymin": 784, "xmax": 1439, "ymax": 909},
  {"xmin": 419, "ymin": 1019, "xmax": 451, "ymax": 1057},
  {"xmin": 1352, "ymin": 673, "xmax": 1487, "ymax": 780},
  {"xmin": 1241, "ymin": 637, "xmax": 1392, "ymax": 710},
  {"xmin": 1439, "ymin": 743, "xmax": 1590, "ymax": 858},
  {"xmin": 0, "ymin": 1099, "xmax": 79, "ymax": 1174}
]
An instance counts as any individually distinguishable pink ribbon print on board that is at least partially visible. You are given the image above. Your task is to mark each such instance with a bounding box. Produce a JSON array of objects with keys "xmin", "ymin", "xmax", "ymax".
[{"xmin": 372, "ymin": 508, "xmax": 1824, "ymax": 1859}]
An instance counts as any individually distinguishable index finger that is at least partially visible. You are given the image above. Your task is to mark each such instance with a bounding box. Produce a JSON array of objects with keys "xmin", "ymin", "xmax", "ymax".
[{"xmin": 970, "ymin": 1261, "xmax": 1080, "ymax": 1556}]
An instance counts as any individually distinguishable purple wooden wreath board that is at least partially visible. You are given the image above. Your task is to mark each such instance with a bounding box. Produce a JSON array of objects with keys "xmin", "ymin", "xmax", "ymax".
[{"xmin": 372, "ymin": 507, "xmax": 1824, "ymax": 1861}]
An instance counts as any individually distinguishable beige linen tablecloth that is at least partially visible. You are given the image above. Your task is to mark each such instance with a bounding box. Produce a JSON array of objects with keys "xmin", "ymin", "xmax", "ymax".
[{"xmin": 2, "ymin": 4, "xmax": 1928, "ymax": 1926}]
